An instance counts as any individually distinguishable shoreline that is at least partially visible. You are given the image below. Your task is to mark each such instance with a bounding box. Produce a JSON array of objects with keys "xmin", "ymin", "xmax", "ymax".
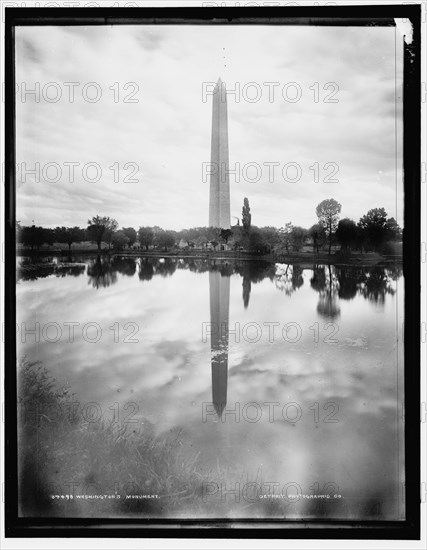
[{"xmin": 16, "ymin": 249, "xmax": 403, "ymax": 267}]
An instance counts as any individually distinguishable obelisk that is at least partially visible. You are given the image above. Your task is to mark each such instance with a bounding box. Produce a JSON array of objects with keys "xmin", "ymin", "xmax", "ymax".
[{"xmin": 209, "ymin": 78, "xmax": 231, "ymax": 229}]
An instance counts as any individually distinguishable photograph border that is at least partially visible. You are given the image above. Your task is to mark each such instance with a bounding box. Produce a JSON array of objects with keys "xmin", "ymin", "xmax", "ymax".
[{"xmin": 4, "ymin": 3, "xmax": 421, "ymax": 540}]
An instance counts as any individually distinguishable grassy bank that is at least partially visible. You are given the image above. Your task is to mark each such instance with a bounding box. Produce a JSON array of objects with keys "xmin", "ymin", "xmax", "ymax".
[
  {"xmin": 17, "ymin": 361, "xmax": 379, "ymax": 520},
  {"xmin": 19, "ymin": 360, "xmax": 308, "ymax": 519},
  {"xmin": 18, "ymin": 359, "xmax": 222, "ymax": 518}
]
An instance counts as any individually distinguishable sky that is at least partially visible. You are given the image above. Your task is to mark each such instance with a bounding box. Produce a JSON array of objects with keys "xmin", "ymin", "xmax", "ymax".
[{"xmin": 15, "ymin": 23, "xmax": 404, "ymax": 231}]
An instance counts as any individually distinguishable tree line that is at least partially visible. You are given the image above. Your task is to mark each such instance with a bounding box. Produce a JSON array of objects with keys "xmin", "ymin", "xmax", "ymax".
[
  {"xmin": 16, "ymin": 198, "xmax": 402, "ymax": 255},
  {"xmin": 236, "ymin": 197, "xmax": 402, "ymax": 256}
]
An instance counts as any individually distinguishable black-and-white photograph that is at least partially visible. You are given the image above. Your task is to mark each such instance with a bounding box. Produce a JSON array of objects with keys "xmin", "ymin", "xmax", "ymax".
[{"xmin": 3, "ymin": 2, "xmax": 422, "ymax": 542}]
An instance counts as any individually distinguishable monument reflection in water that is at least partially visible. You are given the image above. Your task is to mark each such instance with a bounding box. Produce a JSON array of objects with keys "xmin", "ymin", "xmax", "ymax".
[{"xmin": 209, "ymin": 269, "xmax": 230, "ymax": 418}]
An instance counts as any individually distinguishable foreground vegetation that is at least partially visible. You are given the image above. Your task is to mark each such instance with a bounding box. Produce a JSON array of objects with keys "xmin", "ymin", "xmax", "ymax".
[
  {"xmin": 18, "ymin": 359, "xmax": 216, "ymax": 517},
  {"xmin": 20, "ymin": 359, "xmax": 311, "ymax": 518},
  {"xmin": 17, "ymin": 356, "xmax": 391, "ymax": 519}
]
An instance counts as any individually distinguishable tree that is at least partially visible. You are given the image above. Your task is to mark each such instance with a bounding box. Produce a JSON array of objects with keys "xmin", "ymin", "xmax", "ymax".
[
  {"xmin": 278, "ymin": 222, "xmax": 294, "ymax": 255},
  {"xmin": 179, "ymin": 227, "xmax": 201, "ymax": 248},
  {"xmin": 290, "ymin": 226, "xmax": 308, "ymax": 252},
  {"xmin": 219, "ymin": 228, "xmax": 233, "ymax": 245},
  {"xmin": 335, "ymin": 218, "xmax": 358, "ymax": 251},
  {"xmin": 358, "ymin": 207, "xmax": 389, "ymax": 251},
  {"xmin": 87, "ymin": 216, "xmax": 118, "ymax": 251},
  {"xmin": 242, "ymin": 197, "xmax": 251, "ymax": 233},
  {"xmin": 122, "ymin": 227, "xmax": 137, "ymax": 248},
  {"xmin": 111, "ymin": 230, "xmax": 130, "ymax": 251},
  {"xmin": 308, "ymin": 224, "xmax": 326, "ymax": 254},
  {"xmin": 230, "ymin": 225, "xmax": 245, "ymax": 251},
  {"xmin": 154, "ymin": 229, "xmax": 175, "ymax": 251},
  {"xmin": 179, "ymin": 229, "xmax": 191, "ymax": 247},
  {"xmin": 248, "ymin": 228, "xmax": 269, "ymax": 254},
  {"xmin": 138, "ymin": 226, "xmax": 154, "ymax": 250},
  {"xmin": 43, "ymin": 228, "xmax": 55, "ymax": 247},
  {"xmin": 257, "ymin": 226, "xmax": 280, "ymax": 254},
  {"xmin": 20, "ymin": 225, "xmax": 53, "ymax": 250},
  {"xmin": 194, "ymin": 234, "xmax": 209, "ymax": 249},
  {"xmin": 20, "ymin": 225, "xmax": 39, "ymax": 249},
  {"xmin": 206, "ymin": 226, "xmax": 221, "ymax": 243},
  {"xmin": 55, "ymin": 226, "xmax": 85, "ymax": 251},
  {"xmin": 385, "ymin": 217, "xmax": 402, "ymax": 241},
  {"xmin": 316, "ymin": 198, "xmax": 342, "ymax": 255},
  {"xmin": 104, "ymin": 222, "xmax": 119, "ymax": 250}
]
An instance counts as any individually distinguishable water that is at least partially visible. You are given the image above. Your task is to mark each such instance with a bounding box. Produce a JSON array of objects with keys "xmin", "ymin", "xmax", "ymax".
[{"xmin": 17, "ymin": 255, "xmax": 404, "ymax": 520}]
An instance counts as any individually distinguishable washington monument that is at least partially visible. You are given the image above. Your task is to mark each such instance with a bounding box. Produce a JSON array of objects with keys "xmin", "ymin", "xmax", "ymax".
[{"xmin": 209, "ymin": 78, "xmax": 231, "ymax": 229}]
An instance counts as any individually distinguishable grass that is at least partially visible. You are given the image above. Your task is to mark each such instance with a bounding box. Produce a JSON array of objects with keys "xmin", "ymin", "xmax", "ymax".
[
  {"xmin": 18, "ymin": 359, "xmax": 295, "ymax": 519},
  {"xmin": 17, "ymin": 359, "xmax": 354, "ymax": 520},
  {"xmin": 17, "ymin": 359, "xmax": 225, "ymax": 518}
]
